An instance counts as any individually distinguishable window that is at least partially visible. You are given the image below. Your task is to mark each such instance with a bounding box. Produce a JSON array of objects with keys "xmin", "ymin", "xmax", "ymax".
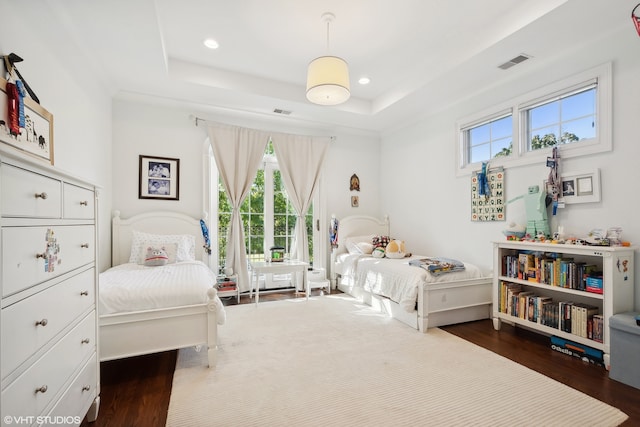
[
  {"xmin": 525, "ymin": 85, "xmax": 596, "ymax": 152},
  {"xmin": 215, "ymin": 142, "xmax": 316, "ymax": 289},
  {"xmin": 456, "ymin": 63, "xmax": 611, "ymax": 175},
  {"xmin": 463, "ymin": 113, "xmax": 513, "ymax": 165}
]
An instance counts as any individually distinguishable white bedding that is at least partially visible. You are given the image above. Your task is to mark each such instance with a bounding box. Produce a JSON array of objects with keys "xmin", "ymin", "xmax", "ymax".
[
  {"xmin": 99, "ymin": 260, "xmax": 226, "ymax": 324},
  {"xmin": 336, "ymin": 253, "xmax": 484, "ymax": 312}
]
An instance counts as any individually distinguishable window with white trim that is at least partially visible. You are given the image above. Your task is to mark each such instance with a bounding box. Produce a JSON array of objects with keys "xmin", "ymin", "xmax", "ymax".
[
  {"xmin": 456, "ymin": 63, "xmax": 611, "ymax": 175},
  {"xmin": 462, "ymin": 113, "xmax": 513, "ymax": 165},
  {"xmin": 524, "ymin": 84, "xmax": 596, "ymax": 152}
]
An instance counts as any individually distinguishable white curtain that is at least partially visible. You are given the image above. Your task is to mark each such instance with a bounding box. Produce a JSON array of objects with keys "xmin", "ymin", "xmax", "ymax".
[
  {"xmin": 272, "ymin": 133, "xmax": 331, "ymax": 262},
  {"xmin": 208, "ymin": 124, "xmax": 269, "ymax": 292}
]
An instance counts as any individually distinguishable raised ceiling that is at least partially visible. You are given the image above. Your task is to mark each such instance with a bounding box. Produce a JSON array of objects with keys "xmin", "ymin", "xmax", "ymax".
[{"xmin": 38, "ymin": 0, "xmax": 632, "ymax": 133}]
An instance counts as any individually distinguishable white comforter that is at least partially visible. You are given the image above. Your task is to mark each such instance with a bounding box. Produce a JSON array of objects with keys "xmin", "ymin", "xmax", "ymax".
[
  {"xmin": 336, "ymin": 253, "xmax": 484, "ymax": 312},
  {"xmin": 99, "ymin": 260, "xmax": 226, "ymax": 324}
]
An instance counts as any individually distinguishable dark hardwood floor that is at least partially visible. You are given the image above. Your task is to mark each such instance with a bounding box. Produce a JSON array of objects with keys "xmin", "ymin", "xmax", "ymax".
[{"xmin": 83, "ymin": 289, "xmax": 640, "ymax": 427}]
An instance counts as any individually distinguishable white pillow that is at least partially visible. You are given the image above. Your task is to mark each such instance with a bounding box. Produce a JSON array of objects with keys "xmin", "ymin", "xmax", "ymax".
[
  {"xmin": 344, "ymin": 234, "xmax": 375, "ymax": 254},
  {"xmin": 129, "ymin": 230, "xmax": 196, "ymax": 263}
]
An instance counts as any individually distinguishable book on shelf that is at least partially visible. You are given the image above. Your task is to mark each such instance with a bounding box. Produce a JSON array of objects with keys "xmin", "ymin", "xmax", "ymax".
[
  {"xmin": 592, "ymin": 314, "xmax": 604, "ymax": 343},
  {"xmin": 585, "ymin": 275, "xmax": 603, "ymax": 294}
]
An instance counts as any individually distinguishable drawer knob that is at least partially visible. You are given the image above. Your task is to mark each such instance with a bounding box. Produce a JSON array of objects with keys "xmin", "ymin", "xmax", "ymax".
[
  {"xmin": 36, "ymin": 252, "xmax": 47, "ymax": 259},
  {"xmin": 34, "ymin": 192, "xmax": 48, "ymax": 200},
  {"xmin": 80, "ymin": 201, "xmax": 88, "ymax": 206},
  {"xmin": 81, "ymin": 338, "xmax": 90, "ymax": 344},
  {"xmin": 35, "ymin": 319, "xmax": 48, "ymax": 327},
  {"xmin": 82, "ymin": 385, "xmax": 91, "ymax": 392},
  {"xmin": 81, "ymin": 243, "xmax": 90, "ymax": 249},
  {"xmin": 80, "ymin": 290, "xmax": 89, "ymax": 296},
  {"xmin": 35, "ymin": 385, "xmax": 48, "ymax": 394}
]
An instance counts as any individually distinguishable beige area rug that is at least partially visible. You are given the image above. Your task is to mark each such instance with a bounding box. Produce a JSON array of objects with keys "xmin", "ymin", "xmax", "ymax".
[{"xmin": 166, "ymin": 295, "xmax": 627, "ymax": 427}]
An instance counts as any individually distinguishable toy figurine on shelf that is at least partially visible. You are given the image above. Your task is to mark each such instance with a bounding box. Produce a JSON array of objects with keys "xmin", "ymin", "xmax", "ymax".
[{"xmin": 507, "ymin": 185, "xmax": 551, "ymax": 239}]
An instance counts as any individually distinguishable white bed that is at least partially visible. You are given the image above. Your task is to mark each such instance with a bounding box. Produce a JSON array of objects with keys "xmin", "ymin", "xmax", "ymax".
[
  {"xmin": 98, "ymin": 211, "xmax": 224, "ymax": 367},
  {"xmin": 332, "ymin": 215, "xmax": 493, "ymax": 332}
]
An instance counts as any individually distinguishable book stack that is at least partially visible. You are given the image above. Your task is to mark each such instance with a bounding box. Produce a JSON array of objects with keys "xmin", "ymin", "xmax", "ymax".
[{"xmin": 217, "ymin": 277, "xmax": 237, "ymax": 292}]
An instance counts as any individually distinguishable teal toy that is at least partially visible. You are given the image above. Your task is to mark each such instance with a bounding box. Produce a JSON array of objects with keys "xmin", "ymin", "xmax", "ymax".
[{"xmin": 507, "ymin": 185, "xmax": 550, "ymax": 238}]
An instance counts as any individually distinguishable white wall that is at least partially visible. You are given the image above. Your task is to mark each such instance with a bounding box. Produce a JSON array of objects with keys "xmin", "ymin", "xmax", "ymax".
[
  {"xmin": 0, "ymin": 1, "xmax": 113, "ymax": 270},
  {"xmin": 380, "ymin": 25, "xmax": 640, "ymax": 308},
  {"xmin": 112, "ymin": 99, "xmax": 382, "ymax": 272}
]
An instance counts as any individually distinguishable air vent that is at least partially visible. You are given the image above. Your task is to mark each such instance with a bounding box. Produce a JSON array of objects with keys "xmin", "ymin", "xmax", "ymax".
[
  {"xmin": 498, "ymin": 54, "xmax": 531, "ymax": 70},
  {"xmin": 273, "ymin": 108, "xmax": 292, "ymax": 115}
]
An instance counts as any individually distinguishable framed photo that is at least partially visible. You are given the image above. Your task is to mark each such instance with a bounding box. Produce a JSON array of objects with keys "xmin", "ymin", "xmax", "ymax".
[
  {"xmin": 351, "ymin": 195, "xmax": 359, "ymax": 207},
  {"xmin": 0, "ymin": 77, "xmax": 54, "ymax": 164},
  {"xmin": 545, "ymin": 169, "xmax": 600, "ymax": 205},
  {"xmin": 138, "ymin": 155, "xmax": 180, "ymax": 200}
]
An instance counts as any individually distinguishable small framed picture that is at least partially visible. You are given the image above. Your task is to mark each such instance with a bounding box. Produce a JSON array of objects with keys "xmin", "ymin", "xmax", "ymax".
[
  {"xmin": 546, "ymin": 169, "xmax": 600, "ymax": 205},
  {"xmin": 351, "ymin": 195, "xmax": 359, "ymax": 207},
  {"xmin": 0, "ymin": 77, "xmax": 54, "ymax": 165},
  {"xmin": 139, "ymin": 155, "xmax": 180, "ymax": 200}
]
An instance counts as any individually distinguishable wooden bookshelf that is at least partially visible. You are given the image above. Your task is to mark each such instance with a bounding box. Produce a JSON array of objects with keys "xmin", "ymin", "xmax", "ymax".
[{"xmin": 492, "ymin": 241, "xmax": 635, "ymax": 368}]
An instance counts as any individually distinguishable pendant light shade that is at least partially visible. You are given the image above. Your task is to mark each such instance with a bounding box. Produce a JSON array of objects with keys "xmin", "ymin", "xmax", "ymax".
[
  {"xmin": 306, "ymin": 56, "xmax": 350, "ymax": 105},
  {"xmin": 306, "ymin": 12, "xmax": 350, "ymax": 106}
]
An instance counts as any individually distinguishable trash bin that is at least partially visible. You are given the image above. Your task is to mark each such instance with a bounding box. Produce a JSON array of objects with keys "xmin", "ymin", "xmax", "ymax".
[{"xmin": 609, "ymin": 312, "xmax": 640, "ymax": 389}]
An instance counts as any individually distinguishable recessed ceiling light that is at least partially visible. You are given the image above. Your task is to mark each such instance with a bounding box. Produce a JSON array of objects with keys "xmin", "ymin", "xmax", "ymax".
[
  {"xmin": 358, "ymin": 77, "xmax": 371, "ymax": 85},
  {"xmin": 203, "ymin": 38, "xmax": 219, "ymax": 49}
]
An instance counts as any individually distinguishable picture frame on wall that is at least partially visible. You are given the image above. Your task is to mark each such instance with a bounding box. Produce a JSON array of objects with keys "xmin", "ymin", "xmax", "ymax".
[
  {"xmin": 545, "ymin": 169, "xmax": 601, "ymax": 205},
  {"xmin": 138, "ymin": 155, "xmax": 180, "ymax": 200},
  {"xmin": 0, "ymin": 77, "xmax": 54, "ymax": 165}
]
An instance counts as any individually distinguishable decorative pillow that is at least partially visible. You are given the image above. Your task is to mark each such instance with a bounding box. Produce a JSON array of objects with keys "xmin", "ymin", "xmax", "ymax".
[
  {"xmin": 344, "ymin": 235, "xmax": 375, "ymax": 254},
  {"xmin": 139, "ymin": 242, "xmax": 177, "ymax": 265},
  {"xmin": 143, "ymin": 245, "xmax": 170, "ymax": 266},
  {"xmin": 129, "ymin": 230, "xmax": 196, "ymax": 263},
  {"xmin": 372, "ymin": 235, "xmax": 391, "ymax": 249},
  {"xmin": 356, "ymin": 242, "xmax": 374, "ymax": 254}
]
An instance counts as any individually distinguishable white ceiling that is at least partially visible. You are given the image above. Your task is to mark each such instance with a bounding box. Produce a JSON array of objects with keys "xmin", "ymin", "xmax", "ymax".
[{"xmin": 41, "ymin": 0, "xmax": 632, "ymax": 134}]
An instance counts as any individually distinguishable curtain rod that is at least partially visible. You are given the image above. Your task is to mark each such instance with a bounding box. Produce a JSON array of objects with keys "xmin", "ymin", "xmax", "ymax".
[{"xmin": 190, "ymin": 114, "xmax": 336, "ymax": 141}]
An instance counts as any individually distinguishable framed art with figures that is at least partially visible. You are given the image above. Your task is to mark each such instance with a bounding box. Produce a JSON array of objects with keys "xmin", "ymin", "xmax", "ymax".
[{"xmin": 139, "ymin": 155, "xmax": 180, "ymax": 200}]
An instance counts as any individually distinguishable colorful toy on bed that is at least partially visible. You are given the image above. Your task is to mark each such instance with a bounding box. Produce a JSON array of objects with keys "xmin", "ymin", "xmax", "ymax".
[
  {"xmin": 385, "ymin": 239, "xmax": 406, "ymax": 259},
  {"xmin": 372, "ymin": 246, "xmax": 386, "ymax": 258},
  {"xmin": 144, "ymin": 246, "xmax": 169, "ymax": 266}
]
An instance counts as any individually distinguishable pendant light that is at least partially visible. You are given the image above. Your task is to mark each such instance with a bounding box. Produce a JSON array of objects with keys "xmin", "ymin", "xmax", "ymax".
[{"xmin": 306, "ymin": 12, "xmax": 350, "ymax": 106}]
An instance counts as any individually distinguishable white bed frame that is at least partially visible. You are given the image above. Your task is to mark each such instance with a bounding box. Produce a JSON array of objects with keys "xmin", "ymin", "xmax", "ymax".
[
  {"xmin": 332, "ymin": 215, "xmax": 493, "ymax": 332},
  {"xmin": 99, "ymin": 210, "xmax": 219, "ymax": 367}
]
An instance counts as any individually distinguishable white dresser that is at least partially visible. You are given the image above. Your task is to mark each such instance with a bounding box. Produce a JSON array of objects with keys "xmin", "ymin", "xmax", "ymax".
[{"xmin": 0, "ymin": 151, "xmax": 99, "ymax": 427}]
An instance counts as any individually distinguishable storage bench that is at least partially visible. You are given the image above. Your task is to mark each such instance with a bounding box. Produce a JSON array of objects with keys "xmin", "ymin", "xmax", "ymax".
[{"xmin": 609, "ymin": 312, "xmax": 640, "ymax": 389}]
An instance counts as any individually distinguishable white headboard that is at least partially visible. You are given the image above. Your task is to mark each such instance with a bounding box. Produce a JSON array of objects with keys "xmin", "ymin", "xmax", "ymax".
[
  {"xmin": 111, "ymin": 210, "xmax": 208, "ymax": 266},
  {"xmin": 335, "ymin": 215, "xmax": 389, "ymax": 254}
]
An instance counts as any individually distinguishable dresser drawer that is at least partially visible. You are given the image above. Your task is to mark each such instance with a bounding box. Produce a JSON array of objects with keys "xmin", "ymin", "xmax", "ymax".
[
  {"xmin": 43, "ymin": 353, "xmax": 97, "ymax": 427},
  {"xmin": 2, "ymin": 225, "xmax": 95, "ymax": 297},
  {"xmin": 2, "ymin": 268, "xmax": 95, "ymax": 379},
  {"xmin": 63, "ymin": 183, "xmax": 95, "ymax": 220},
  {"xmin": 1, "ymin": 312, "xmax": 96, "ymax": 421},
  {"xmin": 1, "ymin": 163, "xmax": 61, "ymax": 218}
]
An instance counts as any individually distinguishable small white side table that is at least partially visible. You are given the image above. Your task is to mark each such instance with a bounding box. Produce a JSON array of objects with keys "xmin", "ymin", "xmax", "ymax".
[
  {"xmin": 216, "ymin": 274, "xmax": 240, "ymax": 303},
  {"xmin": 249, "ymin": 260, "xmax": 309, "ymax": 306}
]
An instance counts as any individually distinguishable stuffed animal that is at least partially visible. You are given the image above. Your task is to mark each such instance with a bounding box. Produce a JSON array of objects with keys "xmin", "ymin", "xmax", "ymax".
[
  {"xmin": 385, "ymin": 239, "xmax": 406, "ymax": 259},
  {"xmin": 372, "ymin": 246, "xmax": 386, "ymax": 258},
  {"xmin": 144, "ymin": 246, "xmax": 169, "ymax": 266}
]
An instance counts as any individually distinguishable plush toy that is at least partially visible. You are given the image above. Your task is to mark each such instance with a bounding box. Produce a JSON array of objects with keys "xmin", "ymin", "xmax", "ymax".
[
  {"xmin": 372, "ymin": 246, "xmax": 386, "ymax": 258},
  {"xmin": 144, "ymin": 246, "xmax": 169, "ymax": 266},
  {"xmin": 385, "ymin": 239, "xmax": 406, "ymax": 259}
]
